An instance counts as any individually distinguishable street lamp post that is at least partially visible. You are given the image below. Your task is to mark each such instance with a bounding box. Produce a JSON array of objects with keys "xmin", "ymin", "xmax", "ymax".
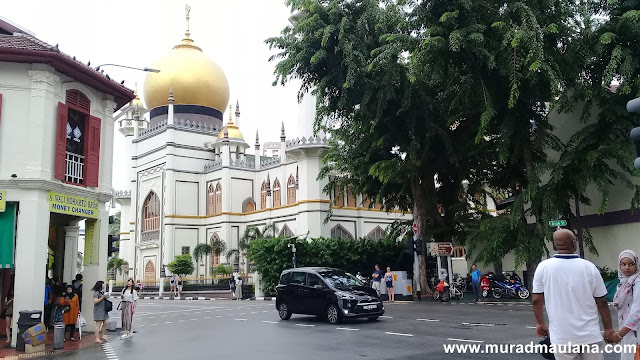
[{"xmin": 95, "ymin": 64, "xmax": 160, "ymax": 73}]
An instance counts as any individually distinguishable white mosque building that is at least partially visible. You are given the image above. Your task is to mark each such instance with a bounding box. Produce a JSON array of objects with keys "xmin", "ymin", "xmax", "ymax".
[{"xmin": 113, "ymin": 12, "xmax": 409, "ymax": 293}]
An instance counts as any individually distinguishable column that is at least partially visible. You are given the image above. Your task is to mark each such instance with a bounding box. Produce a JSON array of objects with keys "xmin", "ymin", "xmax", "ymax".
[
  {"xmin": 81, "ymin": 204, "xmax": 109, "ymax": 332},
  {"xmin": 12, "ymin": 191, "xmax": 49, "ymax": 346},
  {"xmin": 25, "ymin": 68, "xmax": 59, "ymax": 179},
  {"xmin": 63, "ymin": 225, "xmax": 80, "ymax": 283}
]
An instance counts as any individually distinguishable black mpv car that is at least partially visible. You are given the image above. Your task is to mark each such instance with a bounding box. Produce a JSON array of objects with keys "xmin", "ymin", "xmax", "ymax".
[{"xmin": 275, "ymin": 267, "xmax": 384, "ymax": 324}]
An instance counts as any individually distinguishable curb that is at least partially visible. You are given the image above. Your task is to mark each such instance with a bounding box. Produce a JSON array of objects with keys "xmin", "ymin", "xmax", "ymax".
[
  {"xmin": 250, "ymin": 297, "xmax": 275, "ymax": 301},
  {"xmin": 108, "ymin": 296, "xmax": 227, "ymax": 301}
]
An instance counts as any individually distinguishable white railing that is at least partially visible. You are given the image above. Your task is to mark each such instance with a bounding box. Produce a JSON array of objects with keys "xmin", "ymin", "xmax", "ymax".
[{"xmin": 65, "ymin": 152, "xmax": 84, "ymax": 184}]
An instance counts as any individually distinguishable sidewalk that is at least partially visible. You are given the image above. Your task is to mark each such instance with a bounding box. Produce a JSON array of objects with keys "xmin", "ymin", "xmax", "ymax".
[{"xmin": 0, "ymin": 328, "xmax": 119, "ymax": 360}]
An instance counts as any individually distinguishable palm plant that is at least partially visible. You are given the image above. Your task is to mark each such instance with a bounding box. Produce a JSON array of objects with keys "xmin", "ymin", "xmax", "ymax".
[{"xmin": 107, "ymin": 257, "xmax": 129, "ymax": 284}]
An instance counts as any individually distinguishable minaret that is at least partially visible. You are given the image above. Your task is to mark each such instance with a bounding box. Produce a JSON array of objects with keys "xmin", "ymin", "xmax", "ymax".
[
  {"xmin": 254, "ymin": 130, "xmax": 261, "ymax": 169},
  {"xmin": 167, "ymin": 86, "xmax": 174, "ymax": 125},
  {"xmin": 280, "ymin": 122, "xmax": 287, "ymax": 163},
  {"xmin": 221, "ymin": 127, "xmax": 230, "ymax": 166},
  {"xmin": 235, "ymin": 100, "xmax": 241, "ymax": 128}
]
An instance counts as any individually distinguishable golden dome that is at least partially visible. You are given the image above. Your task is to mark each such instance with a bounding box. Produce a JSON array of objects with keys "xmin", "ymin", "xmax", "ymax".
[
  {"xmin": 142, "ymin": 9, "xmax": 229, "ymax": 112},
  {"xmin": 218, "ymin": 106, "xmax": 244, "ymax": 140}
]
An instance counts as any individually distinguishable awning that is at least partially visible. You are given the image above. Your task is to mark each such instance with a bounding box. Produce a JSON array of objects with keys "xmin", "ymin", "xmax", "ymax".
[{"xmin": 0, "ymin": 202, "xmax": 16, "ymax": 268}]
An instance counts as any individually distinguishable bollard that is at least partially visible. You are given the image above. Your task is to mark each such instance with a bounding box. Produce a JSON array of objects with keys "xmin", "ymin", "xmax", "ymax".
[{"xmin": 53, "ymin": 322, "xmax": 65, "ymax": 350}]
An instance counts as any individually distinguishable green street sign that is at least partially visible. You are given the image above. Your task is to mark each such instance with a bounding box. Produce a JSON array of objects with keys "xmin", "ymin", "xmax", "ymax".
[{"xmin": 549, "ymin": 220, "xmax": 567, "ymax": 227}]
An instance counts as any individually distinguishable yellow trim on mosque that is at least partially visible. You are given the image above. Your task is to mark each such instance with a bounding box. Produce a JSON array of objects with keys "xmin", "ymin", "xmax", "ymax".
[
  {"xmin": 164, "ymin": 199, "xmax": 332, "ymax": 219},
  {"xmin": 120, "ymin": 232, "xmax": 131, "ymax": 235},
  {"xmin": 331, "ymin": 206, "xmax": 409, "ymax": 214}
]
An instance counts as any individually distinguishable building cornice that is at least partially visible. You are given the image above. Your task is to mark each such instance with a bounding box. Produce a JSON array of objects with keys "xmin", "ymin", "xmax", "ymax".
[
  {"xmin": 0, "ymin": 178, "xmax": 112, "ymax": 202},
  {"xmin": 164, "ymin": 199, "xmax": 332, "ymax": 219}
]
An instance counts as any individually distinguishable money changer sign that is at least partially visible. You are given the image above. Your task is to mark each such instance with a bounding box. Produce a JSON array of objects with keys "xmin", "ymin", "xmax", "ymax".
[{"xmin": 48, "ymin": 192, "xmax": 99, "ymax": 219}]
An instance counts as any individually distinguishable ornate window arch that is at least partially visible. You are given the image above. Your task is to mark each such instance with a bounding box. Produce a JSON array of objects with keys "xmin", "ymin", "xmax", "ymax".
[
  {"xmin": 142, "ymin": 191, "xmax": 160, "ymax": 232},
  {"xmin": 207, "ymin": 183, "xmax": 215, "ymax": 215},
  {"xmin": 214, "ymin": 182, "xmax": 222, "ymax": 214},
  {"xmin": 367, "ymin": 226, "xmax": 386, "ymax": 240},
  {"xmin": 331, "ymin": 224, "xmax": 354, "ymax": 240},
  {"xmin": 279, "ymin": 224, "xmax": 294, "ymax": 238},
  {"xmin": 273, "ymin": 178, "xmax": 281, "ymax": 207},
  {"xmin": 287, "ymin": 175, "xmax": 296, "ymax": 204},
  {"xmin": 261, "ymin": 181, "xmax": 268, "ymax": 209},
  {"xmin": 210, "ymin": 233, "xmax": 221, "ymax": 267},
  {"xmin": 242, "ymin": 197, "xmax": 256, "ymax": 213}
]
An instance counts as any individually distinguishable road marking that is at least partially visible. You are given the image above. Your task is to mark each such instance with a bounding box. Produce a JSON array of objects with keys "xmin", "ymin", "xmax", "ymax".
[
  {"xmin": 447, "ymin": 338, "xmax": 485, "ymax": 343},
  {"xmin": 150, "ymin": 323, "xmax": 157, "ymax": 326},
  {"xmin": 336, "ymin": 327, "xmax": 360, "ymax": 331},
  {"xmin": 178, "ymin": 320, "xmax": 185, "ymax": 322},
  {"xmin": 385, "ymin": 332, "xmax": 413, "ymax": 337},
  {"xmin": 461, "ymin": 322, "xmax": 495, "ymax": 327},
  {"xmin": 165, "ymin": 321, "xmax": 172, "ymax": 324},
  {"xmin": 138, "ymin": 325, "xmax": 145, "ymax": 327},
  {"xmin": 262, "ymin": 311, "xmax": 268, "ymax": 313},
  {"xmin": 251, "ymin": 311, "xmax": 258, "ymax": 314},
  {"xmin": 416, "ymin": 319, "xmax": 439, "ymax": 322},
  {"xmin": 239, "ymin": 313, "xmax": 246, "ymax": 315},
  {"xmin": 526, "ymin": 326, "xmax": 537, "ymax": 329},
  {"xmin": 215, "ymin": 315, "xmax": 222, "ymax": 318},
  {"xmin": 295, "ymin": 324, "xmax": 316, "ymax": 327},
  {"xmin": 148, "ymin": 317, "xmax": 155, "ymax": 319},
  {"xmin": 234, "ymin": 318, "xmax": 248, "ymax": 321},
  {"xmin": 380, "ymin": 316, "xmax": 393, "ymax": 319},
  {"xmin": 262, "ymin": 320, "xmax": 279, "ymax": 324},
  {"xmin": 204, "ymin": 316, "xmax": 211, "ymax": 319}
]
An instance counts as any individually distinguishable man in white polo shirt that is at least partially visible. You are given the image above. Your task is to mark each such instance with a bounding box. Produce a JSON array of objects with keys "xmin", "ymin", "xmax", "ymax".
[{"xmin": 532, "ymin": 229, "xmax": 614, "ymax": 360}]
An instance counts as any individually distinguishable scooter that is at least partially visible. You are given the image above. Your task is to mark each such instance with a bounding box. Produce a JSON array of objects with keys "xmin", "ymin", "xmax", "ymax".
[
  {"xmin": 480, "ymin": 273, "xmax": 492, "ymax": 298},
  {"xmin": 491, "ymin": 272, "xmax": 530, "ymax": 299}
]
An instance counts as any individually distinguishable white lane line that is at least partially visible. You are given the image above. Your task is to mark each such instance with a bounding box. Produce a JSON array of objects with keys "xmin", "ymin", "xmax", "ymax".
[
  {"xmin": 239, "ymin": 313, "xmax": 246, "ymax": 315},
  {"xmin": 251, "ymin": 311, "xmax": 258, "ymax": 314},
  {"xmin": 262, "ymin": 311, "xmax": 268, "ymax": 313},
  {"xmin": 234, "ymin": 318, "xmax": 248, "ymax": 321},
  {"xmin": 178, "ymin": 320, "xmax": 185, "ymax": 322},
  {"xmin": 138, "ymin": 325, "xmax": 145, "ymax": 327},
  {"xmin": 149, "ymin": 323, "xmax": 158, "ymax": 326},
  {"xmin": 295, "ymin": 324, "xmax": 316, "ymax": 327},
  {"xmin": 380, "ymin": 315, "xmax": 393, "ymax": 319},
  {"xmin": 336, "ymin": 327, "xmax": 360, "ymax": 331},
  {"xmin": 148, "ymin": 317, "xmax": 155, "ymax": 319},
  {"xmin": 416, "ymin": 319, "xmax": 439, "ymax": 322},
  {"xmin": 165, "ymin": 321, "xmax": 172, "ymax": 324},
  {"xmin": 385, "ymin": 332, "xmax": 413, "ymax": 337},
  {"xmin": 215, "ymin": 315, "xmax": 222, "ymax": 318},
  {"xmin": 526, "ymin": 326, "xmax": 537, "ymax": 329},
  {"xmin": 447, "ymin": 338, "xmax": 485, "ymax": 343},
  {"xmin": 204, "ymin": 316, "xmax": 211, "ymax": 319},
  {"xmin": 262, "ymin": 320, "xmax": 279, "ymax": 324},
  {"xmin": 191, "ymin": 318, "xmax": 198, "ymax": 321}
]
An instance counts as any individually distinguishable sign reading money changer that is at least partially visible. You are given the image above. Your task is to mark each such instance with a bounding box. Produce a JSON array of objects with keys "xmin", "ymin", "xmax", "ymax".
[{"xmin": 48, "ymin": 192, "xmax": 99, "ymax": 219}]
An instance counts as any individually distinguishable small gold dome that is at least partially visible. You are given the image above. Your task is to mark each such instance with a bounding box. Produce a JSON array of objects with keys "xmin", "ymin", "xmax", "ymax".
[
  {"xmin": 218, "ymin": 107, "xmax": 244, "ymax": 140},
  {"xmin": 143, "ymin": 36, "xmax": 229, "ymax": 111}
]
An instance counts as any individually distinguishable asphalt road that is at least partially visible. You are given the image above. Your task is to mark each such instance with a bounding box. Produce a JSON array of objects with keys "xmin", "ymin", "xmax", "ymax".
[{"xmin": 40, "ymin": 299, "xmax": 625, "ymax": 360}]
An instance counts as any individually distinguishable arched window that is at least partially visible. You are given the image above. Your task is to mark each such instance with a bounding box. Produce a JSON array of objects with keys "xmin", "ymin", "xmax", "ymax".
[
  {"xmin": 261, "ymin": 181, "xmax": 268, "ymax": 209},
  {"xmin": 331, "ymin": 224, "xmax": 354, "ymax": 240},
  {"xmin": 367, "ymin": 226, "xmax": 386, "ymax": 240},
  {"xmin": 273, "ymin": 178, "xmax": 281, "ymax": 207},
  {"xmin": 210, "ymin": 233, "xmax": 221, "ymax": 267},
  {"xmin": 142, "ymin": 191, "xmax": 160, "ymax": 232},
  {"xmin": 215, "ymin": 182, "xmax": 222, "ymax": 214},
  {"xmin": 279, "ymin": 224, "xmax": 294, "ymax": 238},
  {"xmin": 243, "ymin": 198, "xmax": 256, "ymax": 213},
  {"xmin": 207, "ymin": 183, "xmax": 215, "ymax": 215},
  {"xmin": 287, "ymin": 175, "xmax": 296, "ymax": 204}
]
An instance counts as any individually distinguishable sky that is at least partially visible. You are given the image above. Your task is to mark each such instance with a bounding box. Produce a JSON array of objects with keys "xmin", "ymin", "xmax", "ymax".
[{"xmin": 2, "ymin": 0, "xmax": 309, "ymax": 192}]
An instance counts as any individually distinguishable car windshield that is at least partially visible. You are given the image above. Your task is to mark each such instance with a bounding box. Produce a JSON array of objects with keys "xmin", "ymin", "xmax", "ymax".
[{"xmin": 318, "ymin": 270, "xmax": 364, "ymax": 289}]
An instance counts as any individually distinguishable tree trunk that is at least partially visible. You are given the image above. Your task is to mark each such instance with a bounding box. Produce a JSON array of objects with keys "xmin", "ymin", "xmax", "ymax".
[
  {"xmin": 410, "ymin": 176, "xmax": 432, "ymax": 295},
  {"xmin": 522, "ymin": 138, "xmax": 545, "ymax": 291}
]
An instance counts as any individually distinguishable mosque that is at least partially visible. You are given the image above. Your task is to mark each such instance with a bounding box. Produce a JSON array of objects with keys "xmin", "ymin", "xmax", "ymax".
[{"xmin": 114, "ymin": 8, "xmax": 409, "ymax": 293}]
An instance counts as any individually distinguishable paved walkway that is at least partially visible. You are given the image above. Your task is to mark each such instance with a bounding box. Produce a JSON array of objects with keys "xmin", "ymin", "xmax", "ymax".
[{"xmin": 0, "ymin": 328, "xmax": 120, "ymax": 359}]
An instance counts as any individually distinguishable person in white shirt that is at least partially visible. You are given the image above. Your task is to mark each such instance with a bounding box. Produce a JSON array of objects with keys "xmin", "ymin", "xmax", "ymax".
[
  {"xmin": 532, "ymin": 229, "xmax": 614, "ymax": 360},
  {"xmin": 120, "ymin": 278, "xmax": 138, "ymax": 339}
]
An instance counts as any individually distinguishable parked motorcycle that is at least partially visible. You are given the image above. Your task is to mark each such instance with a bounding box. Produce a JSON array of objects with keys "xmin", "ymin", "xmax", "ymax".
[{"xmin": 490, "ymin": 271, "xmax": 530, "ymax": 299}]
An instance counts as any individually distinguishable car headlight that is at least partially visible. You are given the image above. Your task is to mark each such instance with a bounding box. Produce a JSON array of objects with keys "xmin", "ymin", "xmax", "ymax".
[{"xmin": 336, "ymin": 291, "xmax": 356, "ymax": 300}]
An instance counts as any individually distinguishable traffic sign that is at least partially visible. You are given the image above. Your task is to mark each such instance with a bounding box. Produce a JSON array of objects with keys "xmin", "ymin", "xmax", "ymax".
[
  {"xmin": 412, "ymin": 223, "xmax": 418, "ymax": 235},
  {"xmin": 429, "ymin": 242, "xmax": 453, "ymax": 256},
  {"xmin": 121, "ymin": 264, "xmax": 129, "ymax": 273},
  {"xmin": 549, "ymin": 220, "xmax": 567, "ymax": 227}
]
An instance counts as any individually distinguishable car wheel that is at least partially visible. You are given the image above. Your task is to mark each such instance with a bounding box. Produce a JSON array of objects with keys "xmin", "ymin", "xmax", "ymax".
[
  {"xmin": 326, "ymin": 304, "xmax": 341, "ymax": 324},
  {"xmin": 278, "ymin": 302, "xmax": 292, "ymax": 320},
  {"xmin": 368, "ymin": 316, "xmax": 379, "ymax": 321}
]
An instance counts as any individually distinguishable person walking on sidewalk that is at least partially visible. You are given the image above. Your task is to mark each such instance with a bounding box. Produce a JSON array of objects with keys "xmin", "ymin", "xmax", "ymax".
[
  {"xmin": 229, "ymin": 275, "xmax": 237, "ymax": 300},
  {"xmin": 2, "ymin": 290, "xmax": 13, "ymax": 345},
  {"xmin": 532, "ymin": 229, "xmax": 614, "ymax": 360},
  {"xmin": 59, "ymin": 285, "xmax": 80, "ymax": 341},
  {"xmin": 371, "ymin": 265, "xmax": 382, "ymax": 296},
  {"xmin": 120, "ymin": 279, "xmax": 138, "ymax": 339},
  {"xmin": 609, "ymin": 249, "xmax": 640, "ymax": 360},
  {"xmin": 235, "ymin": 277, "xmax": 243, "ymax": 300},
  {"xmin": 170, "ymin": 275, "xmax": 177, "ymax": 297},
  {"xmin": 176, "ymin": 276, "xmax": 183, "ymax": 298},
  {"xmin": 384, "ymin": 267, "xmax": 395, "ymax": 302},
  {"xmin": 471, "ymin": 264, "xmax": 482, "ymax": 302},
  {"xmin": 71, "ymin": 274, "xmax": 83, "ymax": 311},
  {"xmin": 92, "ymin": 281, "xmax": 109, "ymax": 344}
]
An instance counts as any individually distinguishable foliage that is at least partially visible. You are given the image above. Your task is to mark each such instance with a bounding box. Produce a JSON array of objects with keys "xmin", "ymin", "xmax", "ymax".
[
  {"xmin": 167, "ymin": 254, "xmax": 195, "ymax": 277},
  {"xmin": 108, "ymin": 212, "xmax": 121, "ymax": 236},
  {"xmin": 598, "ymin": 266, "xmax": 618, "ymax": 283},
  {"xmin": 210, "ymin": 238, "xmax": 226, "ymax": 255},
  {"xmin": 106, "ymin": 257, "xmax": 128, "ymax": 275},
  {"xmin": 247, "ymin": 236, "xmax": 412, "ymax": 296},
  {"xmin": 193, "ymin": 243, "xmax": 213, "ymax": 263},
  {"xmin": 211, "ymin": 264, "xmax": 233, "ymax": 277}
]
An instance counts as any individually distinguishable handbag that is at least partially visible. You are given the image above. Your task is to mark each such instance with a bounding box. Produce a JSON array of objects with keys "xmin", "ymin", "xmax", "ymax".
[
  {"xmin": 104, "ymin": 298, "xmax": 113, "ymax": 313},
  {"xmin": 76, "ymin": 314, "xmax": 87, "ymax": 329}
]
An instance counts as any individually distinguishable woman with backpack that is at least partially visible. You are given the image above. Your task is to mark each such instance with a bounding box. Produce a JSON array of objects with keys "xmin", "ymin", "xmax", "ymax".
[
  {"xmin": 120, "ymin": 278, "xmax": 138, "ymax": 339},
  {"xmin": 609, "ymin": 250, "xmax": 640, "ymax": 359},
  {"xmin": 229, "ymin": 276, "xmax": 236, "ymax": 300},
  {"xmin": 92, "ymin": 281, "xmax": 109, "ymax": 344},
  {"xmin": 58, "ymin": 285, "xmax": 80, "ymax": 341}
]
